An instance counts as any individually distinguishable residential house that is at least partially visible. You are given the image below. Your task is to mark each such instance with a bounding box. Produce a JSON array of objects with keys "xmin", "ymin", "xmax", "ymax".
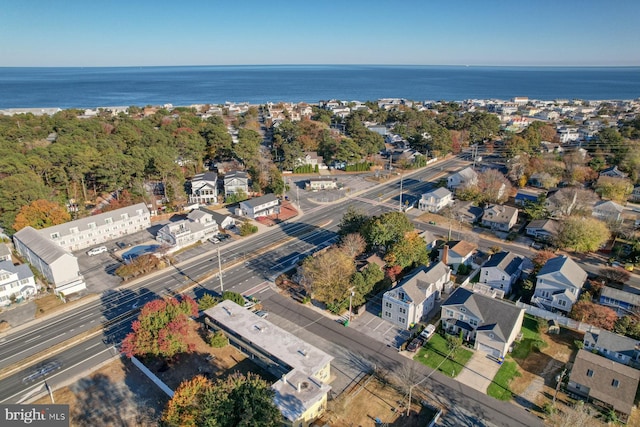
[
  {"xmin": 441, "ymin": 241, "xmax": 477, "ymax": 269},
  {"xmin": 382, "ymin": 262, "xmax": 452, "ymax": 329},
  {"xmin": 599, "ymin": 165, "xmax": 629, "ymax": 179},
  {"xmin": 204, "ymin": 300, "xmax": 333, "ymax": 427},
  {"xmin": 36, "ymin": 203, "xmax": 150, "ymax": 253},
  {"xmin": 440, "ymin": 287, "xmax": 525, "ymax": 358},
  {"xmin": 481, "ymin": 205, "xmax": 518, "ymax": 231},
  {"xmin": 447, "ymin": 167, "xmax": 478, "ymax": 191},
  {"xmin": 200, "ymin": 208, "xmax": 236, "ymax": 230},
  {"xmin": 592, "ymin": 200, "xmax": 624, "ymax": 222},
  {"xmin": 188, "ymin": 172, "xmax": 218, "ymax": 205},
  {"xmin": 238, "ymin": 194, "xmax": 280, "ymax": 219},
  {"xmin": 0, "ymin": 260, "xmax": 36, "ymax": 306},
  {"xmin": 307, "ymin": 177, "xmax": 338, "ymax": 191},
  {"xmin": 451, "ymin": 200, "xmax": 483, "ymax": 224},
  {"xmin": 418, "ymin": 187, "xmax": 453, "ymax": 213},
  {"xmin": 13, "ymin": 227, "xmax": 86, "ymax": 295},
  {"xmin": 224, "ymin": 170, "xmax": 249, "ymax": 197},
  {"xmin": 630, "ymin": 185, "xmax": 640, "ymax": 203},
  {"xmin": 533, "ymin": 255, "xmax": 587, "ymax": 313},
  {"xmin": 419, "ymin": 230, "xmax": 438, "ymax": 251},
  {"xmin": 583, "ymin": 330, "xmax": 640, "ymax": 367},
  {"xmin": 297, "ymin": 152, "xmax": 326, "ymax": 170},
  {"xmin": 0, "ymin": 244, "xmax": 11, "ymax": 262},
  {"xmin": 599, "ymin": 286, "xmax": 640, "ymax": 316},
  {"xmin": 156, "ymin": 209, "xmax": 218, "ymax": 249},
  {"xmin": 479, "ymin": 251, "xmax": 524, "ymax": 295},
  {"xmin": 567, "ymin": 350, "xmax": 640, "ymax": 422},
  {"xmin": 514, "ymin": 188, "xmax": 544, "ymax": 206},
  {"xmin": 525, "ymin": 219, "xmax": 559, "ymax": 241}
]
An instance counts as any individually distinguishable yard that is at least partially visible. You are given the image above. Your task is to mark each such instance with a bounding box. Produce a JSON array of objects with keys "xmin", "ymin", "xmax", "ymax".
[
  {"xmin": 414, "ymin": 334, "xmax": 473, "ymax": 377},
  {"xmin": 487, "ymin": 360, "xmax": 520, "ymax": 400}
]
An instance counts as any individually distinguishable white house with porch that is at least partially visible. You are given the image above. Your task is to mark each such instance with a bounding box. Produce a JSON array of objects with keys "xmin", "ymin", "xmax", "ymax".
[
  {"xmin": 188, "ymin": 172, "xmax": 218, "ymax": 205},
  {"xmin": 0, "ymin": 260, "xmax": 36, "ymax": 306},
  {"xmin": 156, "ymin": 209, "xmax": 218, "ymax": 250},
  {"xmin": 533, "ymin": 255, "xmax": 587, "ymax": 313},
  {"xmin": 418, "ymin": 187, "xmax": 453, "ymax": 213}
]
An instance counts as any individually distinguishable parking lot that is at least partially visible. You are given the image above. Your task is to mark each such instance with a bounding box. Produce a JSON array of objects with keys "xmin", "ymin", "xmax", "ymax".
[{"xmin": 348, "ymin": 295, "xmax": 412, "ymax": 350}]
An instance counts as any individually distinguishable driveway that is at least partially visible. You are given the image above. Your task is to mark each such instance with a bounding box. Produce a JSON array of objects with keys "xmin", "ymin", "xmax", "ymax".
[{"xmin": 455, "ymin": 350, "xmax": 502, "ymax": 393}]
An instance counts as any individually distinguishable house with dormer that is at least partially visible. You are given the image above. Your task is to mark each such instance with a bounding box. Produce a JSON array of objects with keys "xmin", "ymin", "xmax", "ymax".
[
  {"xmin": 156, "ymin": 208, "xmax": 218, "ymax": 249},
  {"xmin": 418, "ymin": 187, "xmax": 453, "ymax": 213},
  {"xmin": 567, "ymin": 350, "xmax": 640, "ymax": 422},
  {"xmin": 224, "ymin": 170, "xmax": 249, "ymax": 198},
  {"xmin": 238, "ymin": 194, "xmax": 280, "ymax": 219},
  {"xmin": 482, "ymin": 205, "xmax": 518, "ymax": 231},
  {"xmin": 447, "ymin": 167, "xmax": 478, "ymax": 191},
  {"xmin": 532, "ymin": 255, "xmax": 587, "ymax": 313},
  {"xmin": 441, "ymin": 241, "xmax": 477, "ymax": 270},
  {"xmin": 188, "ymin": 171, "xmax": 218, "ymax": 205},
  {"xmin": 583, "ymin": 330, "xmax": 640, "ymax": 367},
  {"xmin": 382, "ymin": 262, "xmax": 452, "ymax": 329},
  {"xmin": 0, "ymin": 260, "xmax": 36, "ymax": 306},
  {"xmin": 479, "ymin": 251, "xmax": 524, "ymax": 295},
  {"xmin": 440, "ymin": 287, "xmax": 525, "ymax": 358}
]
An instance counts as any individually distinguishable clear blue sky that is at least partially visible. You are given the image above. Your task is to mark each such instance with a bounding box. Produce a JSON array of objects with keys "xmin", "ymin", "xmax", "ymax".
[{"xmin": 2, "ymin": 0, "xmax": 638, "ymax": 67}]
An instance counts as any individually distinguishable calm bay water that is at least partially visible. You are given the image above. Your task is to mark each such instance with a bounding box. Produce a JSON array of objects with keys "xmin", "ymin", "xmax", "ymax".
[{"xmin": 0, "ymin": 65, "xmax": 638, "ymax": 109}]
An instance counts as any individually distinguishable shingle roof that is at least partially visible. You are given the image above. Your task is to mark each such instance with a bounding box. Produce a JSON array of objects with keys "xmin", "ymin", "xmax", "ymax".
[
  {"xmin": 570, "ymin": 350, "xmax": 640, "ymax": 415},
  {"xmin": 442, "ymin": 287, "xmax": 524, "ymax": 343},
  {"xmin": 538, "ymin": 255, "xmax": 587, "ymax": 289},
  {"xmin": 449, "ymin": 240, "xmax": 477, "ymax": 258},
  {"xmin": 423, "ymin": 187, "xmax": 452, "ymax": 199},
  {"xmin": 483, "ymin": 251, "xmax": 523, "ymax": 276},
  {"xmin": 191, "ymin": 171, "xmax": 218, "ymax": 183},
  {"xmin": 588, "ymin": 330, "xmax": 640, "ymax": 358},
  {"xmin": 594, "ymin": 200, "xmax": 624, "ymax": 213},
  {"xmin": 242, "ymin": 193, "xmax": 279, "ymax": 208},
  {"xmin": 14, "ymin": 226, "xmax": 71, "ymax": 264},
  {"xmin": 601, "ymin": 286, "xmax": 640, "ymax": 307},
  {"xmin": 483, "ymin": 205, "xmax": 518, "ymax": 224},
  {"xmin": 394, "ymin": 262, "xmax": 450, "ymax": 305}
]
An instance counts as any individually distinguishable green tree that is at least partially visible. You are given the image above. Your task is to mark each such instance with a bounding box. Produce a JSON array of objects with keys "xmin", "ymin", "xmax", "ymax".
[
  {"xmin": 595, "ymin": 176, "xmax": 633, "ymax": 203},
  {"xmin": 198, "ymin": 294, "xmax": 219, "ymax": 311},
  {"xmin": 221, "ymin": 291, "xmax": 245, "ymax": 306},
  {"xmin": 163, "ymin": 373, "xmax": 282, "ymax": 427},
  {"xmin": 362, "ymin": 211, "xmax": 413, "ymax": 249},
  {"xmin": 555, "ymin": 217, "xmax": 610, "ymax": 253},
  {"xmin": 299, "ymin": 247, "xmax": 356, "ymax": 306},
  {"xmin": 523, "ymin": 195, "xmax": 548, "ymax": 220},
  {"xmin": 338, "ymin": 206, "xmax": 368, "ymax": 236},
  {"xmin": 384, "ymin": 231, "xmax": 429, "ymax": 269}
]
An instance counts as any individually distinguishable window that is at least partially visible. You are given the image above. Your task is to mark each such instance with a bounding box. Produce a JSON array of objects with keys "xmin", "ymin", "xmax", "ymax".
[
  {"xmin": 586, "ymin": 369, "xmax": 594, "ymax": 377},
  {"xmin": 458, "ymin": 314, "xmax": 464, "ymax": 321},
  {"xmin": 460, "ymin": 308, "xmax": 466, "ymax": 312},
  {"xmin": 50, "ymin": 232, "xmax": 60, "ymax": 239},
  {"xmin": 446, "ymin": 309, "xmax": 454, "ymax": 317},
  {"xmin": 485, "ymin": 271, "xmax": 488, "ymax": 275},
  {"xmin": 469, "ymin": 319, "xmax": 478, "ymax": 326},
  {"xmin": 121, "ymin": 213, "xmax": 129, "ymax": 220},
  {"xmin": 399, "ymin": 317, "xmax": 406, "ymax": 324},
  {"xmin": 70, "ymin": 227, "xmax": 78, "ymax": 234},
  {"xmin": 385, "ymin": 302, "xmax": 392, "ymax": 309},
  {"xmin": 384, "ymin": 311, "xmax": 391, "ymax": 318},
  {"xmin": 399, "ymin": 307, "xmax": 406, "ymax": 314},
  {"xmin": 105, "ymin": 217, "xmax": 113, "ymax": 224},
  {"xmin": 501, "ymin": 275, "xmax": 505, "ymax": 280},
  {"xmin": 612, "ymin": 379, "xmax": 620, "ymax": 388},
  {"xmin": 617, "ymin": 353, "xmax": 624, "ymax": 360},
  {"xmin": 88, "ymin": 222, "xmax": 96, "ymax": 229}
]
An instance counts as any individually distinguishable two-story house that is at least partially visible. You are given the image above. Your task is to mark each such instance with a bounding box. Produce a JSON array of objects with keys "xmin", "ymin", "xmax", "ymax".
[
  {"xmin": 440, "ymin": 287, "xmax": 525, "ymax": 358},
  {"xmin": 567, "ymin": 350, "xmax": 640, "ymax": 423},
  {"xmin": 447, "ymin": 167, "xmax": 478, "ymax": 191},
  {"xmin": 533, "ymin": 255, "xmax": 587, "ymax": 313},
  {"xmin": 583, "ymin": 330, "xmax": 640, "ymax": 367},
  {"xmin": 599, "ymin": 286, "xmax": 640, "ymax": 316},
  {"xmin": 382, "ymin": 262, "xmax": 452, "ymax": 329},
  {"xmin": 441, "ymin": 241, "xmax": 477, "ymax": 270},
  {"xmin": 0, "ymin": 260, "xmax": 36, "ymax": 306},
  {"xmin": 479, "ymin": 251, "xmax": 524, "ymax": 295},
  {"xmin": 224, "ymin": 170, "xmax": 249, "ymax": 198},
  {"xmin": 156, "ymin": 209, "xmax": 218, "ymax": 249},
  {"xmin": 188, "ymin": 171, "xmax": 218, "ymax": 205},
  {"xmin": 238, "ymin": 194, "xmax": 280, "ymax": 219},
  {"xmin": 481, "ymin": 205, "xmax": 518, "ymax": 231},
  {"xmin": 525, "ymin": 219, "xmax": 559, "ymax": 241},
  {"xmin": 418, "ymin": 187, "xmax": 453, "ymax": 213}
]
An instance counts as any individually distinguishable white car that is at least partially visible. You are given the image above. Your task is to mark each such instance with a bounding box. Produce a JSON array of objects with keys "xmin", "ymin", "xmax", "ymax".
[
  {"xmin": 87, "ymin": 246, "xmax": 108, "ymax": 256},
  {"xmin": 420, "ymin": 324, "xmax": 436, "ymax": 341}
]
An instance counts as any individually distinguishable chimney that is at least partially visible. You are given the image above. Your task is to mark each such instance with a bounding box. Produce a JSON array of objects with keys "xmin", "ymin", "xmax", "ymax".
[
  {"xmin": 282, "ymin": 373, "xmax": 286, "ymax": 383},
  {"xmin": 442, "ymin": 245, "xmax": 449, "ymax": 265},
  {"xmin": 297, "ymin": 382, "xmax": 301, "ymax": 393}
]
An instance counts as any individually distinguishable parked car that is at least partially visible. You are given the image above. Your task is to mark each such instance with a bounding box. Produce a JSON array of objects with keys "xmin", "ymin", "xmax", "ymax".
[
  {"xmin": 208, "ymin": 237, "xmax": 220, "ymax": 244},
  {"xmin": 407, "ymin": 338, "xmax": 424, "ymax": 352},
  {"xmin": 115, "ymin": 241, "xmax": 128, "ymax": 249},
  {"xmin": 218, "ymin": 234, "xmax": 230, "ymax": 240},
  {"xmin": 87, "ymin": 246, "xmax": 108, "ymax": 256},
  {"xmin": 420, "ymin": 324, "xmax": 436, "ymax": 341}
]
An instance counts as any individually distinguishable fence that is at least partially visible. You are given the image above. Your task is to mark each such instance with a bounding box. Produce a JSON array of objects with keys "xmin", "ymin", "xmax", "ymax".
[
  {"xmin": 515, "ymin": 300, "xmax": 601, "ymax": 335},
  {"xmin": 130, "ymin": 356, "xmax": 174, "ymax": 397}
]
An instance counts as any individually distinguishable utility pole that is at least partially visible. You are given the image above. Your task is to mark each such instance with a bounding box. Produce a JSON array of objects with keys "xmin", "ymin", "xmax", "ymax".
[
  {"xmin": 217, "ymin": 246, "xmax": 224, "ymax": 293},
  {"xmin": 45, "ymin": 380, "xmax": 54, "ymax": 403},
  {"xmin": 552, "ymin": 367, "xmax": 567, "ymax": 404},
  {"xmin": 399, "ymin": 172, "xmax": 404, "ymax": 212},
  {"xmin": 348, "ymin": 289, "xmax": 355, "ymax": 325}
]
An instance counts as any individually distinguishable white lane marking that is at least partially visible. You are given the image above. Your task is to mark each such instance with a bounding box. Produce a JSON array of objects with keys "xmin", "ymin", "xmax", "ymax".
[
  {"xmin": 24, "ymin": 335, "xmax": 42, "ymax": 343},
  {"xmin": 85, "ymin": 342, "xmax": 101, "ymax": 351},
  {"xmin": 7, "ymin": 333, "xmax": 66, "ymax": 360}
]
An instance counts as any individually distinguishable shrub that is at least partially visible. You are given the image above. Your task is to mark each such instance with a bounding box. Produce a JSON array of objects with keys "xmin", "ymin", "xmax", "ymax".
[
  {"xmin": 207, "ymin": 331, "xmax": 228, "ymax": 348},
  {"xmin": 198, "ymin": 294, "xmax": 219, "ymax": 310},
  {"xmin": 222, "ymin": 291, "xmax": 245, "ymax": 306},
  {"xmin": 574, "ymin": 340, "xmax": 584, "ymax": 350},
  {"xmin": 239, "ymin": 222, "xmax": 258, "ymax": 236},
  {"xmin": 301, "ymin": 296, "xmax": 311, "ymax": 304}
]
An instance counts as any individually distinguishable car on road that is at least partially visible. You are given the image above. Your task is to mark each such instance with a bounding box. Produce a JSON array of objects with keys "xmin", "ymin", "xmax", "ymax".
[
  {"xmin": 406, "ymin": 338, "xmax": 424, "ymax": 352},
  {"xmin": 87, "ymin": 246, "xmax": 108, "ymax": 256},
  {"xmin": 420, "ymin": 324, "xmax": 436, "ymax": 341},
  {"xmin": 254, "ymin": 310, "xmax": 268, "ymax": 318}
]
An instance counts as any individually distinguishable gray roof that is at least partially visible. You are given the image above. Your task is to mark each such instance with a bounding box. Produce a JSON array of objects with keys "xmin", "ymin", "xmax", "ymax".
[
  {"xmin": 570, "ymin": 350, "xmax": 640, "ymax": 415},
  {"xmin": 594, "ymin": 200, "xmax": 624, "ymax": 213},
  {"xmin": 538, "ymin": 255, "xmax": 587, "ymax": 289},
  {"xmin": 423, "ymin": 187, "xmax": 452, "ymax": 199},
  {"xmin": 394, "ymin": 262, "xmax": 450, "ymax": 305},
  {"xmin": 0, "ymin": 260, "xmax": 33, "ymax": 281},
  {"xmin": 14, "ymin": 226, "xmax": 71, "ymax": 264},
  {"xmin": 526, "ymin": 219, "xmax": 559, "ymax": 234},
  {"xmin": 0, "ymin": 244, "xmax": 10, "ymax": 259},
  {"xmin": 483, "ymin": 204, "xmax": 518, "ymax": 224},
  {"xmin": 453, "ymin": 167, "xmax": 478, "ymax": 181},
  {"xmin": 601, "ymin": 286, "xmax": 640, "ymax": 308},
  {"xmin": 37, "ymin": 203, "xmax": 149, "ymax": 240},
  {"xmin": 224, "ymin": 170, "xmax": 248, "ymax": 181},
  {"xmin": 586, "ymin": 330, "xmax": 640, "ymax": 358},
  {"xmin": 191, "ymin": 171, "xmax": 218, "ymax": 183},
  {"xmin": 483, "ymin": 251, "xmax": 523, "ymax": 276},
  {"xmin": 200, "ymin": 208, "xmax": 232, "ymax": 225},
  {"xmin": 442, "ymin": 287, "xmax": 524, "ymax": 343},
  {"xmin": 242, "ymin": 193, "xmax": 279, "ymax": 208}
]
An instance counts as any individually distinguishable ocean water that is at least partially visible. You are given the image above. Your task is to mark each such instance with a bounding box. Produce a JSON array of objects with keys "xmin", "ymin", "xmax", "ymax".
[{"xmin": 0, "ymin": 65, "xmax": 638, "ymax": 109}]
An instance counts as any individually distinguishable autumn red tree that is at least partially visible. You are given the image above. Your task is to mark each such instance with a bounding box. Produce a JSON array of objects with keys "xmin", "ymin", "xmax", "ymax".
[
  {"xmin": 532, "ymin": 250, "xmax": 556, "ymax": 273},
  {"xmin": 12, "ymin": 199, "xmax": 71, "ymax": 231},
  {"xmin": 599, "ymin": 267, "xmax": 631, "ymax": 284},
  {"xmin": 121, "ymin": 296, "xmax": 198, "ymax": 359},
  {"xmin": 569, "ymin": 300, "xmax": 617, "ymax": 330}
]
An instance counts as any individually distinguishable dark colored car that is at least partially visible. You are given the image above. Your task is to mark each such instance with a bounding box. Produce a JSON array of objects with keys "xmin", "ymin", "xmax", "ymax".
[{"xmin": 407, "ymin": 338, "xmax": 424, "ymax": 352}]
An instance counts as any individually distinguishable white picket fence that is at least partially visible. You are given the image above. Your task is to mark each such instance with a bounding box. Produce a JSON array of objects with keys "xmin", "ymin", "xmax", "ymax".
[{"xmin": 515, "ymin": 300, "xmax": 601, "ymax": 334}]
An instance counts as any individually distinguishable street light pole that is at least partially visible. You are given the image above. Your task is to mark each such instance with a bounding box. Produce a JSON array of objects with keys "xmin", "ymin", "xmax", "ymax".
[{"xmin": 348, "ymin": 289, "xmax": 355, "ymax": 324}]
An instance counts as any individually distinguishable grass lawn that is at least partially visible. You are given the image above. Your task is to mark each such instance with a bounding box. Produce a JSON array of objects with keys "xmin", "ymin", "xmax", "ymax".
[
  {"xmin": 487, "ymin": 360, "xmax": 521, "ymax": 400},
  {"xmin": 511, "ymin": 314, "xmax": 547, "ymax": 360},
  {"xmin": 414, "ymin": 334, "xmax": 473, "ymax": 377}
]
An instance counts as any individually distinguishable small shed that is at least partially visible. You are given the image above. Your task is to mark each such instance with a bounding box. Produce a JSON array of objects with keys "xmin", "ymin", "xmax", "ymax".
[{"xmin": 548, "ymin": 319, "xmax": 560, "ymax": 334}]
